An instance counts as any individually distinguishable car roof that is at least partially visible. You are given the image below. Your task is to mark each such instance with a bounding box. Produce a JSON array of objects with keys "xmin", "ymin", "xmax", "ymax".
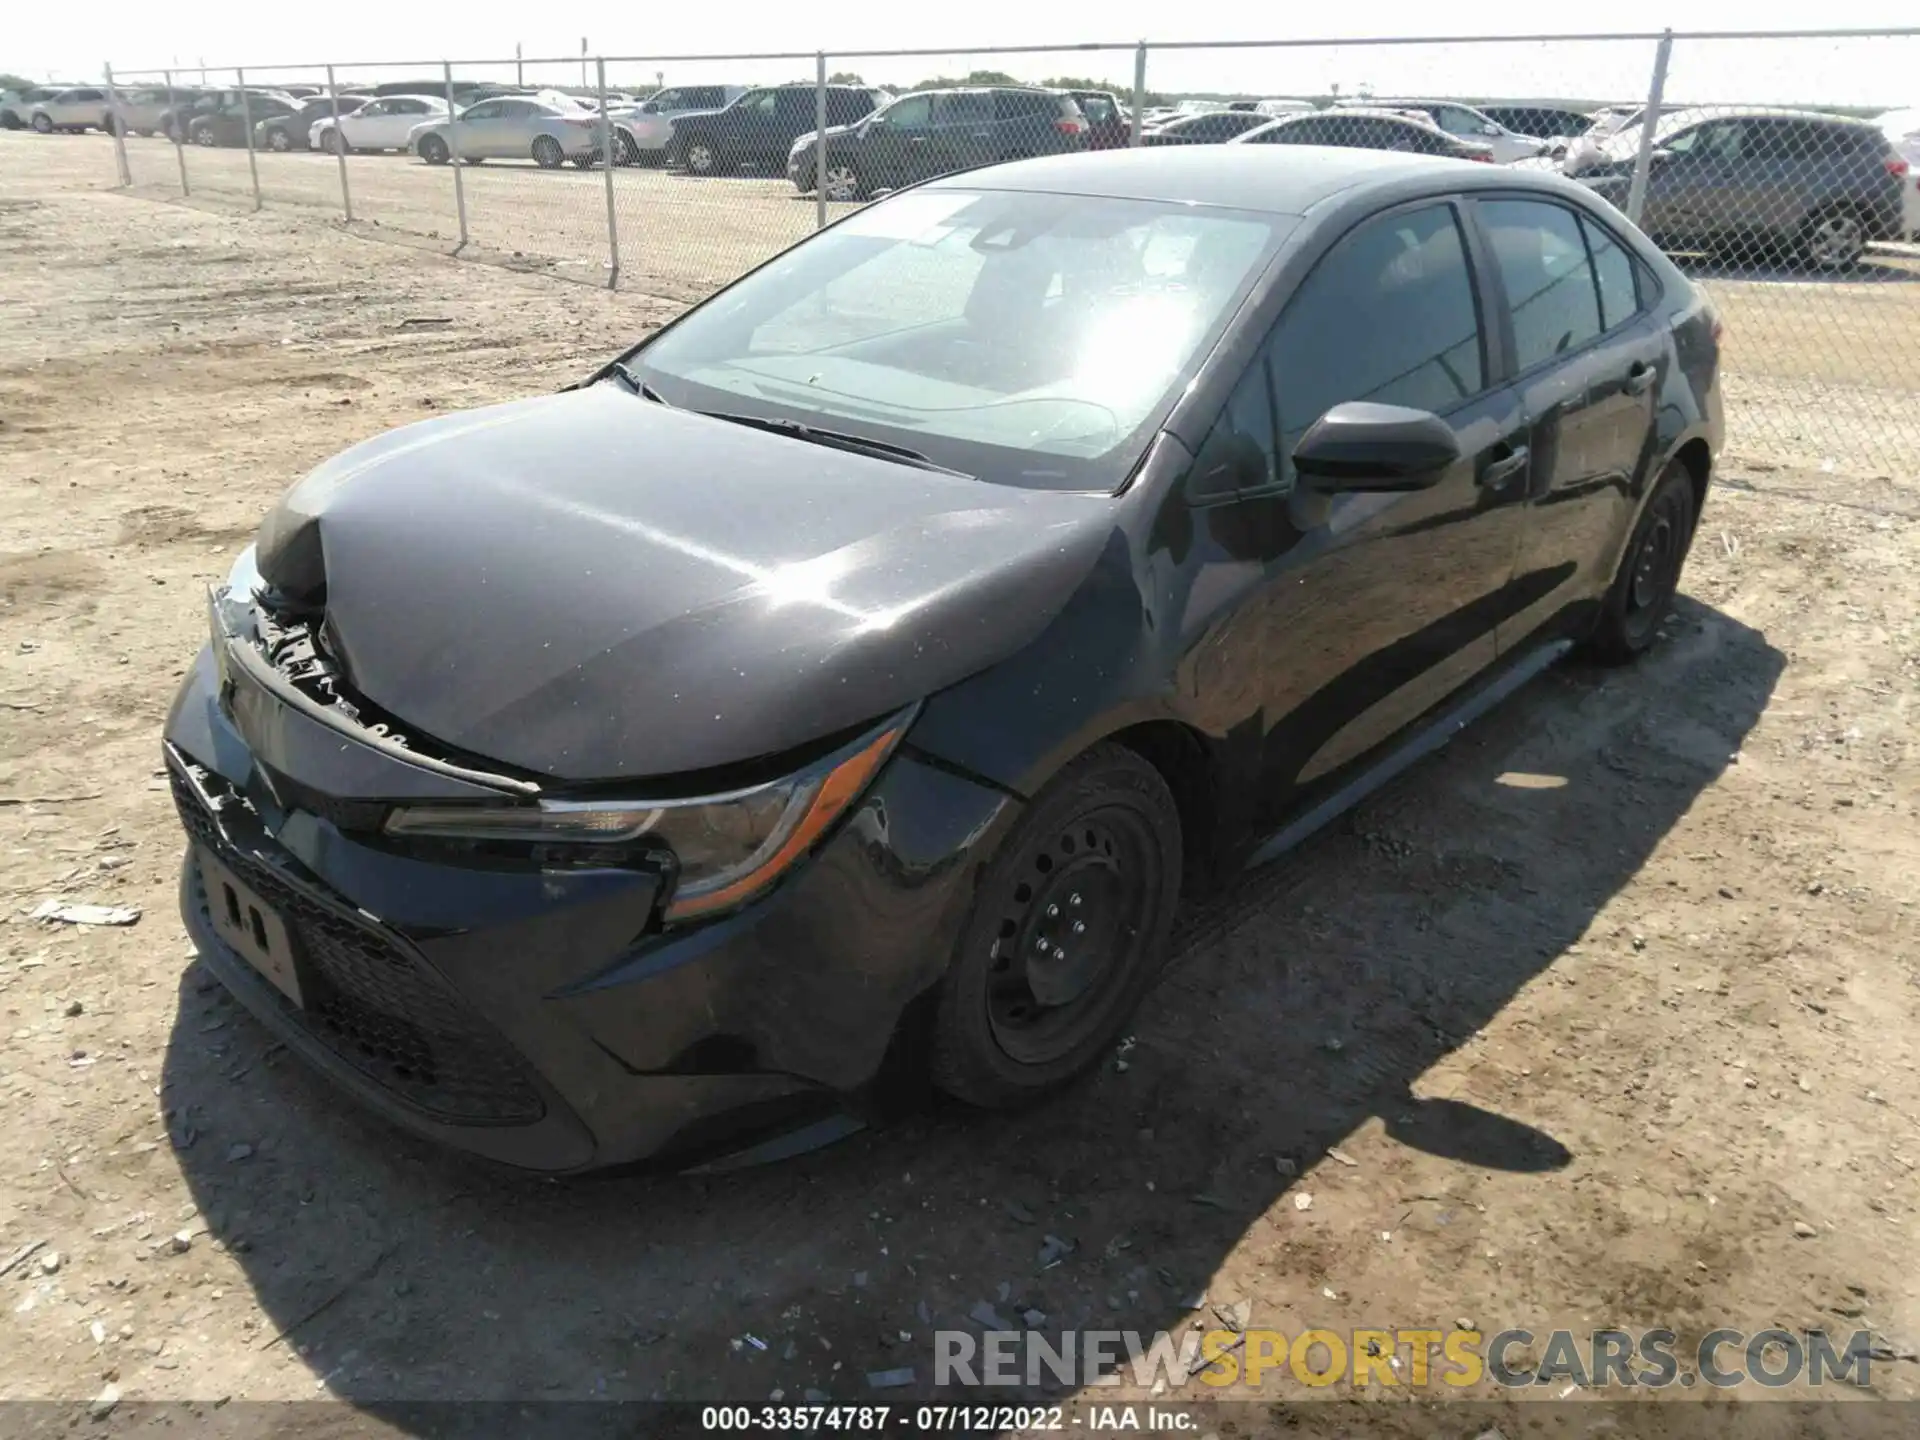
[
  {"xmin": 1657, "ymin": 104, "xmax": 1880, "ymax": 131},
  {"xmin": 923, "ymin": 144, "xmax": 1501, "ymax": 215}
]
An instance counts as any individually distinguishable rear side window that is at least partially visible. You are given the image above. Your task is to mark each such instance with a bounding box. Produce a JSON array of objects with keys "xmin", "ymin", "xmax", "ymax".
[
  {"xmin": 1079, "ymin": 95, "xmax": 1116, "ymax": 125},
  {"xmin": 1479, "ymin": 198, "xmax": 1603, "ymax": 371},
  {"xmin": 1580, "ymin": 214, "xmax": 1643, "ymax": 331},
  {"xmin": 994, "ymin": 91, "xmax": 1052, "ymax": 120},
  {"xmin": 1269, "ymin": 203, "xmax": 1486, "ymax": 470}
]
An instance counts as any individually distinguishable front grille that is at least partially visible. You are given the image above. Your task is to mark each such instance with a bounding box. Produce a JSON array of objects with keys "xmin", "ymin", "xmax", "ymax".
[{"xmin": 172, "ymin": 766, "xmax": 547, "ymax": 1126}]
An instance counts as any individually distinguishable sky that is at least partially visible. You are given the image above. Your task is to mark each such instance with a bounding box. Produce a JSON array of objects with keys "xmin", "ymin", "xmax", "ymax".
[{"xmin": 13, "ymin": 4, "xmax": 1920, "ymax": 109}]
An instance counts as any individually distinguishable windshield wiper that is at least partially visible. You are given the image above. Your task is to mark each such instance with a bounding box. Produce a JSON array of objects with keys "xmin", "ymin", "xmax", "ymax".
[
  {"xmin": 702, "ymin": 412, "xmax": 970, "ymax": 478},
  {"xmin": 599, "ymin": 360, "xmax": 670, "ymax": 405}
]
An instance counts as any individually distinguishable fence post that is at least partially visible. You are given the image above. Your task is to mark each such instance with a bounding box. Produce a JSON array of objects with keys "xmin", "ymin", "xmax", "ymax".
[
  {"xmin": 236, "ymin": 68, "xmax": 261, "ymax": 212},
  {"xmin": 326, "ymin": 64, "xmax": 352, "ymax": 222},
  {"xmin": 443, "ymin": 61, "xmax": 469, "ymax": 250},
  {"xmin": 815, "ymin": 53, "xmax": 828, "ymax": 230},
  {"xmin": 103, "ymin": 63, "xmax": 131, "ymax": 186},
  {"xmin": 598, "ymin": 57, "xmax": 619, "ymax": 288},
  {"xmin": 1130, "ymin": 42, "xmax": 1147, "ymax": 147},
  {"xmin": 1625, "ymin": 29, "xmax": 1673, "ymax": 228},
  {"xmin": 166, "ymin": 70, "xmax": 190, "ymax": 196}
]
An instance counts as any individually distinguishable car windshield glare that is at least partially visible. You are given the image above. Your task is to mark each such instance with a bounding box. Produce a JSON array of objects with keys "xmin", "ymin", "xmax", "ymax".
[{"xmin": 631, "ymin": 189, "xmax": 1287, "ymax": 491}]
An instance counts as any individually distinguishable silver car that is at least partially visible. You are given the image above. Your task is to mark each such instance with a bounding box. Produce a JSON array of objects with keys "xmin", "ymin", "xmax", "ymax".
[
  {"xmin": 410, "ymin": 97, "xmax": 604, "ymax": 168},
  {"xmin": 27, "ymin": 86, "xmax": 111, "ymax": 133},
  {"xmin": 609, "ymin": 84, "xmax": 749, "ymax": 164}
]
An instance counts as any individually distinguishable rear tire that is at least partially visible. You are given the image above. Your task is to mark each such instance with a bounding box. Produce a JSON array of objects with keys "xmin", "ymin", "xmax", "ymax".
[
  {"xmin": 1587, "ymin": 460, "xmax": 1697, "ymax": 664},
  {"xmin": 928, "ymin": 743, "xmax": 1181, "ymax": 1110},
  {"xmin": 267, "ymin": 128, "xmax": 292, "ymax": 152},
  {"xmin": 418, "ymin": 133, "xmax": 449, "ymax": 166},
  {"xmin": 683, "ymin": 139, "xmax": 719, "ymax": 174},
  {"xmin": 1800, "ymin": 207, "xmax": 1867, "ymax": 270},
  {"xmin": 613, "ymin": 130, "xmax": 638, "ymax": 165},
  {"xmin": 819, "ymin": 160, "xmax": 861, "ymax": 202},
  {"xmin": 531, "ymin": 134, "xmax": 564, "ymax": 169}
]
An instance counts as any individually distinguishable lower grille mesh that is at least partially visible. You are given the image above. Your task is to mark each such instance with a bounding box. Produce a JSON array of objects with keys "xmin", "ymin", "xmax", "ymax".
[{"xmin": 173, "ymin": 766, "xmax": 546, "ymax": 1126}]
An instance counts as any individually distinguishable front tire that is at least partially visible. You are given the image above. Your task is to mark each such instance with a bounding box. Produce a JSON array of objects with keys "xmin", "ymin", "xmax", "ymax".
[
  {"xmin": 193, "ymin": 126, "xmax": 216, "ymax": 147},
  {"xmin": 1588, "ymin": 459, "xmax": 1697, "ymax": 663},
  {"xmin": 419, "ymin": 133, "xmax": 449, "ymax": 165},
  {"xmin": 531, "ymin": 134, "xmax": 564, "ymax": 169},
  {"xmin": 683, "ymin": 139, "xmax": 719, "ymax": 174},
  {"xmin": 31, "ymin": 113, "xmax": 53, "ymax": 134},
  {"xmin": 819, "ymin": 160, "xmax": 861, "ymax": 202},
  {"xmin": 928, "ymin": 743, "xmax": 1181, "ymax": 1110},
  {"xmin": 268, "ymin": 128, "xmax": 292, "ymax": 152},
  {"xmin": 323, "ymin": 129, "xmax": 349, "ymax": 156}
]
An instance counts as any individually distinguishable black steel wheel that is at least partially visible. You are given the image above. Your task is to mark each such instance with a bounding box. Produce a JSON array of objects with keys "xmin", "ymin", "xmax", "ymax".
[
  {"xmin": 929, "ymin": 743, "xmax": 1180, "ymax": 1108},
  {"xmin": 1588, "ymin": 459, "xmax": 1697, "ymax": 663}
]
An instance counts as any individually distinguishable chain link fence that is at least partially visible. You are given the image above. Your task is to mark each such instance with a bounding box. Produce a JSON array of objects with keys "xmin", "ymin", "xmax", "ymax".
[{"xmin": 79, "ymin": 29, "xmax": 1920, "ymax": 474}]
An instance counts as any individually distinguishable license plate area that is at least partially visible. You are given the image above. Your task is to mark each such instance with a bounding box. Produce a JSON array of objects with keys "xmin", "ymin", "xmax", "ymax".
[{"xmin": 196, "ymin": 848, "xmax": 304, "ymax": 1008}]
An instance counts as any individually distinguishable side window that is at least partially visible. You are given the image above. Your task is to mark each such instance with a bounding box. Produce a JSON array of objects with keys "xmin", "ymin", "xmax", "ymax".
[
  {"xmin": 357, "ymin": 100, "xmax": 386, "ymax": 117},
  {"xmin": 1274, "ymin": 118, "xmax": 1327, "ymax": 145},
  {"xmin": 737, "ymin": 90, "xmax": 777, "ymax": 117},
  {"xmin": 884, "ymin": 94, "xmax": 933, "ymax": 128},
  {"xmin": 1269, "ymin": 204, "xmax": 1485, "ymax": 475},
  {"xmin": 462, "ymin": 101, "xmax": 500, "ymax": 121},
  {"xmin": 1081, "ymin": 96, "xmax": 1115, "ymax": 125},
  {"xmin": 1189, "ymin": 361, "xmax": 1281, "ymax": 502},
  {"xmin": 1580, "ymin": 213, "xmax": 1642, "ymax": 331},
  {"xmin": 1432, "ymin": 105, "xmax": 1478, "ymax": 137},
  {"xmin": 774, "ymin": 89, "xmax": 810, "ymax": 119},
  {"xmin": 1480, "ymin": 199, "xmax": 1604, "ymax": 370}
]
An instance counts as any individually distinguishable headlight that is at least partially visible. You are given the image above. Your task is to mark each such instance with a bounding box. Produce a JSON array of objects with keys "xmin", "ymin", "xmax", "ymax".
[{"xmin": 383, "ymin": 715, "xmax": 911, "ymax": 923}]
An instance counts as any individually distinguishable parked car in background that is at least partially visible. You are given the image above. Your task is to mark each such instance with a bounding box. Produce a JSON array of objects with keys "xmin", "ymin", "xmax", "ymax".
[
  {"xmin": 1340, "ymin": 97, "xmax": 1545, "ymax": 163},
  {"xmin": 188, "ymin": 91, "xmax": 301, "ymax": 147},
  {"xmin": 2, "ymin": 86, "xmax": 79, "ymax": 129},
  {"xmin": 1481, "ymin": 104, "xmax": 1595, "ymax": 140},
  {"xmin": 787, "ymin": 86, "xmax": 1087, "ymax": 199},
  {"xmin": 607, "ymin": 84, "xmax": 750, "ymax": 163},
  {"xmin": 412, "ymin": 97, "xmax": 604, "ymax": 168},
  {"xmin": 669, "ymin": 84, "xmax": 887, "ymax": 175},
  {"xmin": 311, "ymin": 95, "xmax": 449, "ymax": 154},
  {"xmin": 1237, "ymin": 108, "xmax": 1495, "ymax": 162},
  {"xmin": 1066, "ymin": 90, "xmax": 1129, "ymax": 149},
  {"xmin": 1172, "ymin": 99, "xmax": 1230, "ymax": 116},
  {"xmin": 27, "ymin": 87, "xmax": 112, "ymax": 133},
  {"xmin": 255, "ymin": 95, "xmax": 372, "ymax": 152},
  {"xmin": 103, "ymin": 87, "xmax": 188, "ymax": 136},
  {"xmin": 1142, "ymin": 110, "xmax": 1273, "ymax": 146},
  {"xmin": 1877, "ymin": 106, "xmax": 1920, "ymax": 238},
  {"xmin": 1574, "ymin": 107, "xmax": 1908, "ymax": 268},
  {"xmin": 165, "ymin": 146, "xmax": 1720, "ymax": 1171},
  {"xmin": 1255, "ymin": 98, "xmax": 1314, "ymax": 117}
]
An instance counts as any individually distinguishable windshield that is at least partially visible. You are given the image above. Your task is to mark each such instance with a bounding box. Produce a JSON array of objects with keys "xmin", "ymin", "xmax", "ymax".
[{"xmin": 629, "ymin": 188, "xmax": 1286, "ymax": 492}]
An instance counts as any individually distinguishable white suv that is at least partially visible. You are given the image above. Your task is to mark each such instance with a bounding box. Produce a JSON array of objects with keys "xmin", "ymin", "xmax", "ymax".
[{"xmin": 28, "ymin": 87, "xmax": 111, "ymax": 133}]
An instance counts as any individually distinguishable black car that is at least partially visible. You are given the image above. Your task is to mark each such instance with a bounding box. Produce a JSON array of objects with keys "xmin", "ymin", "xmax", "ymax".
[
  {"xmin": 1067, "ymin": 89, "xmax": 1130, "ymax": 150},
  {"xmin": 188, "ymin": 90, "xmax": 301, "ymax": 147},
  {"xmin": 1482, "ymin": 105, "xmax": 1595, "ymax": 139},
  {"xmin": 166, "ymin": 146, "xmax": 1720, "ymax": 1173},
  {"xmin": 788, "ymin": 87, "xmax": 1088, "ymax": 200},
  {"xmin": 1237, "ymin": 109, "xmax": 1496, "ymax": 162},
  {"xmin": 1141, "ymin": 110, "xmax": 1272, "ymax": 146},
  {"xmin": 668, "ymin": 83, "xmax": 886, "ymax": 175},
  {"xmin": 255, "ymin": 95, "xmax": 372, "ymax": 152},
  {"xmin": 1575, "ymin": 108, "xmax": 1907, "ymax": 269}
]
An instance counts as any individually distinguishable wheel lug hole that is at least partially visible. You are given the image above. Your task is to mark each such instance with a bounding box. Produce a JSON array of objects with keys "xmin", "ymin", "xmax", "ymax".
[
  {"xmin": 1045, "ymin": 904, "xmax": 1059, "ymax": 919},
  {"xmin": 1072, "ymin": 920, "xmax": 1086, "ymax": 935},
  {"xmin": 1069, "ymin": 892, "xmax": 1082, "ymax": 907}
]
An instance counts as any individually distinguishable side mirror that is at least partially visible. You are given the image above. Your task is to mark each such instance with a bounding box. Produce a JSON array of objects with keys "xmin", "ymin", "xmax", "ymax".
[
  {"xmin": 1480, "ymin": 122, "xmax": 1502, "ymax": 136},
  {"xmin": 1649, "ymin": 147, "xmax": 1673, "ymax": 164},
  {"xmin": 1291, "ymin": 402, "xmax": 1461, "ymax": 493}
]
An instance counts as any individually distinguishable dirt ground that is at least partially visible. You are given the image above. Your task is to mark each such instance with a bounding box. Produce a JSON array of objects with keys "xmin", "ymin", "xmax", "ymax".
[{"xmin": 1, "ymin": 129, "xmax": 1918, "ymax": 1429}]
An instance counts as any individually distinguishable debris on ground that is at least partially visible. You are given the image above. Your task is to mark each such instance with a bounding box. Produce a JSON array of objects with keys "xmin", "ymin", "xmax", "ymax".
[{"xmin": 29, "ymin": 899, "xmax": 141, "ymax": 926}]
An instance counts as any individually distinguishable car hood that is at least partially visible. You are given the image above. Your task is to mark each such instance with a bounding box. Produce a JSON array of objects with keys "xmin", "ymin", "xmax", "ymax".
[
  {"xmin": 251, "ymin": 387, "xmax": 1113, "ymax": 784},
  {"xmin": 791, "ymin": 122, "xmax": 860, "ymax": 152}
]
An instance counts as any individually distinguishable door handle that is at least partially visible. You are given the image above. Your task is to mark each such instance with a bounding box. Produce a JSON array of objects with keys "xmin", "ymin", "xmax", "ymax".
[
  {"xmin": 1479, "ymin": 445, "xmax": 1531, "ymax": 489},
  {"xmin": 1624, "ymin": 361, "xmax": 1657, "ymax": 395}
]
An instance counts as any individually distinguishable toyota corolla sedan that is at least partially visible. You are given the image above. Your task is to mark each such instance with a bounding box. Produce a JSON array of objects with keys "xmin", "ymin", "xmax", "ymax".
[{"xmin": 167, "ymin": 146, "xmax": 1721, "ymax": 1173}]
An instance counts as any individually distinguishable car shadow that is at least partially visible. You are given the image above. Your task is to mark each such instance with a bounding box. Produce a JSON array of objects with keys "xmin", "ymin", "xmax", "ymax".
[{"xmin": 160, "ymin": 593, "xmax": 1781, "ymax": 1412}]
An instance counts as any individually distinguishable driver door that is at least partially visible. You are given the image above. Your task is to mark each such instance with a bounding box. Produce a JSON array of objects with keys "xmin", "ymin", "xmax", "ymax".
[{"xmin": 865, "ymin": 93, "xmax": 931, "ymax": 189}]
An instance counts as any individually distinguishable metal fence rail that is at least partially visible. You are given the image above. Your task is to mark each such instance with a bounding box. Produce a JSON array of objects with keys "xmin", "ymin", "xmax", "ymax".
[{"xmin": 82, "ymin": 28, "xmax": 1920, "ymax": 475}]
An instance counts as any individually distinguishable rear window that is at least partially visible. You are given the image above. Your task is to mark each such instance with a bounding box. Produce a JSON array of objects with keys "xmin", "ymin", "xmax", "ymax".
[{"xmin": 995, "ymin": 90, "xmax": 1059, "ymax": 119}]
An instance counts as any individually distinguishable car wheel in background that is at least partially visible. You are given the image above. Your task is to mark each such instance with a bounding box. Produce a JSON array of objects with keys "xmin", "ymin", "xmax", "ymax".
[
  {"xmin": 1588, "ymin": 459, "xmax": 1697, "ymax": 663},
  {"xmin": 928, "ymin": 743, "xmax": 1181, "ymax": 1109},
  {"xmin": 819, "ymin": 162, "xmax": 862, "ymax": 202},
  {"xmin": 322, "ymin": 129, "xmax": 349, "ymax": 156},
  {"xmin": 683, "ymin": 140, "xmax": 719, "ymax": 174},
  {"xmin": 267, "ymin": 128, "xmax": 292, "ymax": 152},
  {"xmin": 31, "ymin": 113, "xmax": 53, "ymax": 134},
  {"xmin": 418, "ymin": 133, "xmax": 449, "ymax": 165},
  {"xmin": 1800, "ymin": 207, "xmax": 1867, "ymax": 269},
  {"xmin": 530, "ymin": 135, "xmax": 564, "ymax": 169},
  {"xmin": 613, "ymin": 130, "xmax": 638, "ymax": 165},
  {"xmin": 193, "ymin": 126, "xmax": 216, "ymax": 147}
]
